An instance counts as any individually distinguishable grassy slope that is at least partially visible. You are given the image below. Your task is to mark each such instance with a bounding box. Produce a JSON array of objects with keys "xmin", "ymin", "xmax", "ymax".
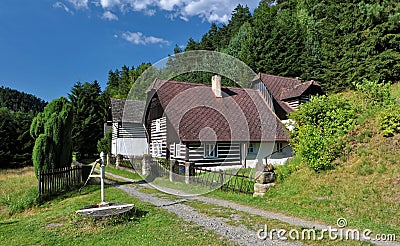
[{"xmin": 208, "ymin": 83, "xmax": 400, "ymax": 237}]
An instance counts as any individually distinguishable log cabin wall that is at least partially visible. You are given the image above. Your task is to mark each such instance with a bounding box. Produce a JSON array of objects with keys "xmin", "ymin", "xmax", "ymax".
[{"xmin": 182, "ymin": 142, "xmax": 241, "ymax": 166}]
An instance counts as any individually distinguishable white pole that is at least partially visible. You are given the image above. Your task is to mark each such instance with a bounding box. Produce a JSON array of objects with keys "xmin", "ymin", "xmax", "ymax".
[{"xmin": 100, "ymin": 152, "xmax": 105, "ymax": 204}]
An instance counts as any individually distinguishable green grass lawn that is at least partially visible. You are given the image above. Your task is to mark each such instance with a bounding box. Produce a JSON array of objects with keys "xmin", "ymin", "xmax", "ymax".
[
  {"xmin": 0, "ymin": 168, "xmax": 235, "ymax": 246},
  {"xmin": 104, "ymin": 165, "xmax": 142, "ymax": 180},
  {"xmin": 0, "ymin": 167, "xmax": 38, "ymax": 218}
]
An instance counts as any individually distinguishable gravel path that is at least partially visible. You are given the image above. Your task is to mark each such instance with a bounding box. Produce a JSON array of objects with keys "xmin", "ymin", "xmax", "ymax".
[
  {"xmin": 117, "ymin": 184, "xmax": 300, "ymax": 246},
  {"xmin": 105, "ymin": 171, "xmax": 399, "ymax": 246},
  {"xmin": 106, "ymin": 172, "xmax": 302, "ymax": 246}
]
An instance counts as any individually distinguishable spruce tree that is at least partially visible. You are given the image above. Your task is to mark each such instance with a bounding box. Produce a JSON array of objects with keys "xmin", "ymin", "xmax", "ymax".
[{"xmin": 68, "ymin": 81, "xmax": 106, "ymax": 159}]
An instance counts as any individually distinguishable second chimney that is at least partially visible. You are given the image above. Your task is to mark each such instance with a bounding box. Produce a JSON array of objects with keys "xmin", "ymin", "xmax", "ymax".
[{"xmin": 212, "ymin": 75, "xmax": 222, "ymax": 98}]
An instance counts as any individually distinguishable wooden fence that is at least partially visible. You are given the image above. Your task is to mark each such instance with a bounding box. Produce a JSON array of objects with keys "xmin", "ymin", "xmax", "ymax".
[
  {"xmin": 192, "ymin": 167, "xmax": 256, "ymax": 194},
  {"xmin": 38, "ymin": 166, "xmax": 86, "ymax": 198},
  {"xmin": 151, "ymin": 159, "xmax": 169, "ymax": 177}
]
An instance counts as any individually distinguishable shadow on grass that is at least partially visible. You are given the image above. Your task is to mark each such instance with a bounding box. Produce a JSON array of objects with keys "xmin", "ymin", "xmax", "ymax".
[
  {"xmin": 39, "ymin": 183, "xmax": 101, "ymax": 204},
  {"xmin": 108, "ymin": 180, "xmax": 148, "ymax": 186},
  {"xmin": 0, "ymin": 220, "xmax": 20, "ymax": 226}
]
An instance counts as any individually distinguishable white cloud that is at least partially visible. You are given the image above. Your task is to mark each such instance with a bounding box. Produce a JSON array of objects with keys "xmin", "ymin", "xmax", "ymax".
[
  {"xmin": 61, "ymin": 1, "xmax": 258, "ymax": 23},
  {"xmin": 96, "ymin": 0, "xmax": 258, "ymax": 23},
  {"xmin": 158, "ymin": 0, "xmax": 182, "ymax": 11},
  {"xmin": 179, "ymin": 15, "xmax": 189, "ymax": 22},
  {"xmin": 53, "ymin": 2, "xmax": 73, "ymax": 14},
  {"xmin": 144, "ymin": 9, "xmax": 156, "ymax": 16},
  {"xmin": 182, "ymin": 0, "xmax": 246, "ymax": 23},
  {"xmin": 122, "ymin": 31, "xmax": 170, "ymax": 45},
  {"xmin": 68, "ymin": 0, "xmax": 89, "ymax": 9},
  {"xmin": 102, "ymin": 10, "xmax": 119, "ymax": 20},
  {"xmin": 92, "ymin": 1, "xmax": 101, "ymax": 7},
  {"xmin": 99, "ymin": 0, "xmax": 121, "ymax": 9}
]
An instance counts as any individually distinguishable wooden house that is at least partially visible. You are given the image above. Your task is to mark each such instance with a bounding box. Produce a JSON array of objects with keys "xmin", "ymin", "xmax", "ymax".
[
  {"xmin": 107, "ymin": 98, "xmax": 148, "ymax": 157},
  {"xmin": 251, "ymin": 73, "xmax": 325, "ymax": 120},
  {"xmin": 143, "ymin": 76, "xmax": 291, "ymax": 168}
]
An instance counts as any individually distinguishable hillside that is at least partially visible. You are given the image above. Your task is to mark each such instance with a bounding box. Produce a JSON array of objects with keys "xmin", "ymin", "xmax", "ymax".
[
  {"xmin": 0, "ymin": 87, "xmax": 46, "ymax": 168},
  {"xmin": 0, "ymin": 86, "xmax": 46, "ymax": 114},
  {"xmin": 254, "ymin": 82, "xmax": 400, "ymax": 237},
  {"xmin": 181, "ymin": 1, "xmax": 400, "ymax": 92},
  {"xmin": 103, "ymin": 2, "xmax": 400, "ymax": 101}
]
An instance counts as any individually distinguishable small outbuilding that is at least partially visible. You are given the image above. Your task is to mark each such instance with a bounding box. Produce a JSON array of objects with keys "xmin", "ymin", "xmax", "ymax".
[{"xmin": 107, "ymin": 98, "xmax": 148, "ymax": 157}]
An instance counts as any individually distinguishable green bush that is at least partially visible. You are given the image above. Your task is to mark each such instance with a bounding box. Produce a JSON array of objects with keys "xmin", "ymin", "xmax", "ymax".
[
  {"xmin": 379, "ymin": 104, "xmax": 400, "ymax": 137},
  {"xmin": 97, "ymin": 130, "xmax": 112, "ymax": 154},
  {"xmin": 353, "ymin": 79, "xmax": 393, "ymax": 106},
  {"xmin": 274, "ymin": 157, "xmax": 302, "ymax": 182},
  {"xmin": 289, "ymin": 95, "xmax": 357, "ymax": 171}
]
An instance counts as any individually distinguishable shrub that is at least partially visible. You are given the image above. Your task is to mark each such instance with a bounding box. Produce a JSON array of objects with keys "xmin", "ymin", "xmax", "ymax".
[
  {"xmin": 379, "ymin": 104, "xmax": 400, "ymax": 137},
  {"xmin": 353, "ymin": 79, "xmax": 393, "ymax": 107},
  {"xmin": 289, "ymin": 95, "xmax": 357, "ymax": 171},
  {"xmin": 274, "ymin": 156, "xmax": 302, "ymax": 182},
  {"xmin": 97, "ymin": 130, "xmax": 112, "ymax": 154}
]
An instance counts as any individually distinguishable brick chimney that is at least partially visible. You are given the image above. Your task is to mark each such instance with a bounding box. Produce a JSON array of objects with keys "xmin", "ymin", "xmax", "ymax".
[{"xmin": 211, "ymin": 75, "xmax": 222, "ymax": 98}]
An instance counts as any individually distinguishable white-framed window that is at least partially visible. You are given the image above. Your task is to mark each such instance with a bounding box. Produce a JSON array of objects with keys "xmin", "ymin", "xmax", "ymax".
[
  {"xmin": 175, "ymin": 143, "xmax": 181, "ymax": 157},
  {"xmin": 204, "ymin": 143, "xmax": 217, "ymax": 158},
  {"xmin": 155, "ymin": 119, "xmax": 161, "ymax": 132},
  {"xmin": 247, "ymin": 143, "xmax": 257, "ymax": 154},
  {"xmin": 277, "ymin": 142, "xmax": 283, "ymax": 153},
  {"xmin": 152, "ymin": 141, "xmax": 162, "ymax": 157}
]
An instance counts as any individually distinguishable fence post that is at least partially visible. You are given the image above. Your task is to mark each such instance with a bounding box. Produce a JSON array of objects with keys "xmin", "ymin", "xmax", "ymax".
[
  {"xmin": 142, "ymin": 154, "xmax": 152, "ymax": 176},
  {"xmin": 107, "ymin": 152, "xmax": 111, "ymax": 166},
  {"xmin": 185, "ymin": 162, "xmax": 194, "ymax": 184},
  {"xmin": 37, "ymin": 170, "xmax": 41, "ymax": 198},
  {"xmin": 169, "ymin": 159, "xmax": 178, "ymax": 182},
  {"xmin": 219, "ymin": 169, "xmax": 224, "ymax": 190},
  {"xmin": 116, "ymin": 154, "xmax": 122, "ymax": 167}
]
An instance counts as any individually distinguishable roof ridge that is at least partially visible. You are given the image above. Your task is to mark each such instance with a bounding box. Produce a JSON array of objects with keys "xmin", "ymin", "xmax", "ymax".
[
  {"xmin": 258, "ymin": 72, "xmax": 301, "ymax": 82},
  {"xmin": 159, "ymin": 78, "xmax": 257, "ymax": 91}
]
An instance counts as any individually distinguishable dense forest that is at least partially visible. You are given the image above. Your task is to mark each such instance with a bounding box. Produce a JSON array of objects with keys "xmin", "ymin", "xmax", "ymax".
[
  {"xmin": 179, "ymin": 1, "xmax": 400, "ymax": 91},
  {"xmin": 0, "ymin": 87, "xmax": 46, "ymax": 113},
  {"xmin": 113, "ymin": 1, "xmax": 400, "ymax": 100},
  {"xmin": 0, "ymin": 87, "xmax": 47, "ymax": 168}
]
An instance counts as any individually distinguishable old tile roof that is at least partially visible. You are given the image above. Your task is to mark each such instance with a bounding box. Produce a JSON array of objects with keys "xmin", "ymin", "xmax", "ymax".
[
  {"xmin": 254, "ymin": 73, "xmax": 302, "ymax": 98},
  {"xmin": 253, "ymin": 73, "xmax": 324, "ymax": 112},
  {"xmin": 253, "ymin": 73, "xmax": 300, "ymax": 113},
  {"xmin": 148, "ymin": 79, "xmax": 289, "ymax": 142},
  {"xmin": 280, "ymin": 80, "xmax": 322, "ymax": 100},
  {"xmin": 110, "ymin": 98, "xmax": 146, "ymax": 123}
]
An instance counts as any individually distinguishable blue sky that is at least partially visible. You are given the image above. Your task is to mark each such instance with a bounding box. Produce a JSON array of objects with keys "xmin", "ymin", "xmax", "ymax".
[{"xmin": 0, "ymin": 0, "xmax": 258, "ymax": 102}]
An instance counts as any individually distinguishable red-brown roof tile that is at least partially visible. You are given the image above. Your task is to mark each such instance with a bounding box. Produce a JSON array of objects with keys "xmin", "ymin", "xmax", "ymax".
[
  {"xmin": 280, "ymin": 80, "xmax": 322, "ymax": 100},
  {"xmin": 253, "ymin": 73, "xmax": 301, "ymax": 113},
  {"xmin": 149, "ymin": 79, "xmax": 289, "ymax": 142}
]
